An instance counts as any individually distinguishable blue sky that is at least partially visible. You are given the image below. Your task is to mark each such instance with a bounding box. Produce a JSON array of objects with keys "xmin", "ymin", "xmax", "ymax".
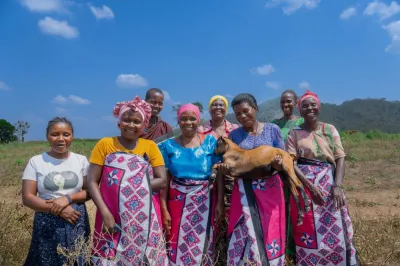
[{"xmin": 0, "ymin": 0, "xmax": 399, "ymax": 141}]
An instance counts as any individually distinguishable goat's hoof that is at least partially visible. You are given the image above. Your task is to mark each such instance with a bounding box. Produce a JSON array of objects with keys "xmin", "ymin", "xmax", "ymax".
[
  {"xmin": 305, "ymin": 205, "xmax": 311, "ymax": 213},
  {"xmin": 297, "ymin": 219, "xmax": 303, "ymax": 226}
]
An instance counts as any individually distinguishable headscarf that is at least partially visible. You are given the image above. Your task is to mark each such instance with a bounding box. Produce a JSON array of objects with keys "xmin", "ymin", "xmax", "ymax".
[
  {"xmin": 177, "ymin": 103, "xmax": 201, "ymax": 121},
  {"xmin": 208, "ymin": 95, "xmax": 228, "ymax": 109},
  {"xmin": 298, "ymin": 90, "xmax": 321, "ymax": 112},
  {"xmin": 113, "ymin": 96, "xmax": 152, "ymax": 127}
]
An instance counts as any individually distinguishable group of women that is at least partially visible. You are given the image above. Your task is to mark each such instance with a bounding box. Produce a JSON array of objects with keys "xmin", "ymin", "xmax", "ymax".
[{"xmin": 21, "ymin": 87, "xmax": 361, "ymax": 266}]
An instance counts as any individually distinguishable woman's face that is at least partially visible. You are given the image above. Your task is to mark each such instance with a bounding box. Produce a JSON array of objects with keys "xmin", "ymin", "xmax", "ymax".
[
  {"xmin": 280, "ymin": 92, "xmax": 296, "ymax": 116},
  {"xmin": 300, "ymin": 97, "xmax": 320, "ymax": 123},
  {"xmin": 233, "ymin": 102, "xmax": 257, "ymax": 129},
  {"xmin": 146, "ymin": 92, "xmax": 164, "ymax": 118},
  {"xmin": 178, "ymin": 111, "xmax": 199, "ymax": 135},
  {"xmin": 47, "ymin": 122, "xmax": 73, "ymax": 154},
  {"xmin": 209, "ymin": 99, "xmax": 227, "ymax": 120},
  {"xmin": 119, "ymin": 110, "xmax": 145, "ymax": 140}
]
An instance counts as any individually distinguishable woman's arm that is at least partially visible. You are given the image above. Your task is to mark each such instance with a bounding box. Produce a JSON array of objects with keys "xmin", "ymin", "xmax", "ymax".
[
  {"xmin": 331, "ymin": 157, "xmax": 345, "ymax": 209},
  {"xmin": 87, "ymin": 163, "xmax": 116, "ymax": 232},
  {"xmin": 294, "ymin": 164, "xmax": 324, "ymax": 205},
  {"xmin": 22, "ymin": 180, "xmax": 52, "ymax": 212},
  {"xmin": 151, "ymin": 166, "xmax": 167, "ymax": 192},
  {"xmin": 160, "ymin": 171, "xmax": 171, "ymax": 234},
  {"xmin": 334, "ymin": 157, "xmax": 345, "ymax": 186}
]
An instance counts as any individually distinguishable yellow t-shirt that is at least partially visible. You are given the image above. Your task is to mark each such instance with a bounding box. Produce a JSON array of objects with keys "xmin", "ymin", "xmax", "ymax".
[{"xmin": 89, "ymin": 137, "xmax": 165, "ymax": 167}]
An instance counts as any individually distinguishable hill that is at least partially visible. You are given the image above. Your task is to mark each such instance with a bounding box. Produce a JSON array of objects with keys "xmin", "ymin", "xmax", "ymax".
[{"xmin": 225, "ymin": 98, "xmax": 400, "ymax": 133}]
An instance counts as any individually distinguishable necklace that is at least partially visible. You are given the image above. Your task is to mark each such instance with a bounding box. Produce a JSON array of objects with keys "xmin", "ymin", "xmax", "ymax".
[{"xmin": 179, "ymin": 134, "xmax": 200, "ymax": 148}]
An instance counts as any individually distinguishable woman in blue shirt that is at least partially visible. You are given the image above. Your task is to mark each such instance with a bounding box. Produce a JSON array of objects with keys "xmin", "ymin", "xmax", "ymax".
[{"xmin": 158, "ymin": 103, "xmax": 224, "ymax": 266}]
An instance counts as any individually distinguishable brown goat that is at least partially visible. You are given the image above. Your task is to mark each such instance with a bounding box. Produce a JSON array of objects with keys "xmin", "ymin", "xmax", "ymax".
[{"xmin": 213, "ymin": 136, "xmax": 311, "ymax": 226}]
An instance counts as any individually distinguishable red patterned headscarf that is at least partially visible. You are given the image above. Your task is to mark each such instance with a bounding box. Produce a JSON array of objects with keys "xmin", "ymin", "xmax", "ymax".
[
  {"xmin": 113, "ymin": 96, "xmax": 152, "ymax": 127},
  {"xmin": 298, "ymin": 90, "xmax": 321, "ymax": 113}
]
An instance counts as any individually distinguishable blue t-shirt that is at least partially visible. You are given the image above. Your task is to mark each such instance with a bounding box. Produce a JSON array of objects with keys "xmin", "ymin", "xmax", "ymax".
[{"xmin": 158, "ymin": 134, "xmax": 221, "ymax": 180}]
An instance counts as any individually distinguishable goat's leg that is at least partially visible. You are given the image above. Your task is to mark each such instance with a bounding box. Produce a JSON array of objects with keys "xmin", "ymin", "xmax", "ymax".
[
  {"xmin": 298, "ymin": 185, "xmax": 312, "ymax": 213},
  {"xmin": 288, "ymin": 179, "xmax": 304, "ymax": 226}
]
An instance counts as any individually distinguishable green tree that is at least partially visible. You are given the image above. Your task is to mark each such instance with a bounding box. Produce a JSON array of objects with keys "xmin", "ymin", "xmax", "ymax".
[
  {"xmin": 0, "ymin": 119, "xmax": 17, "ymax": 143},
  {"xmin": 14, "ymin": 120, "xmax": 30, "ymax": 143}
]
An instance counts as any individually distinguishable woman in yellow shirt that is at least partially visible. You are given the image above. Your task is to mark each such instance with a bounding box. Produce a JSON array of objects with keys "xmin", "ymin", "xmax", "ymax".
[{"xmin": 87, "ymin": 96, "xmax": 168, "ymax": 266}]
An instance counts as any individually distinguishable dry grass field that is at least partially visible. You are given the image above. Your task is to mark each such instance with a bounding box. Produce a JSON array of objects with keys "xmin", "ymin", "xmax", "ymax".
[{"xmin": 0, "ymin": 131, "xmax": 399, "ymax": 265}]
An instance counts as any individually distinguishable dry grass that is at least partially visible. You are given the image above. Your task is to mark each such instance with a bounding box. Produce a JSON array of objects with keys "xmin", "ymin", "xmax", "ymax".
[{"xmin": 0, "ymin": 134, "xmax": 399, "ymax": 265}]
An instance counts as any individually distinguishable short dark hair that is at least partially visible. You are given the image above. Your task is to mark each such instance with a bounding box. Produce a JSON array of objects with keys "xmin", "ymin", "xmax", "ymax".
[
  {"xmin": 46, "ymin": 117, "xmax": 74, "ymax": 135},
  {"xmin": 145, "ymin": 88, "xmax": 164, "ymax": 100},
  {"xmin": 281, "ymin": 89, "xmax": 298, "ymax": 101},
  {"xmin": 231, "ymin": 93, "xmax": 258, "ymax": 110}
]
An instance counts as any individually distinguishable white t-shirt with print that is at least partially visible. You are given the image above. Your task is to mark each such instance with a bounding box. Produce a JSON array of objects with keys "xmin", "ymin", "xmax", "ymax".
[{"xmin": 22, "ymin": 152, "xmax": 89, "ymax": 200}]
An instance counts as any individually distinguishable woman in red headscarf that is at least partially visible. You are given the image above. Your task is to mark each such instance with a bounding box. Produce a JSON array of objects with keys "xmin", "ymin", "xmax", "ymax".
[
  {"xmin": 287, "ymin": 90, "xmax": 360, "ymax": 266},
  {"xmin": 157, "ymin": 103, "xmax": 225, "ymax": 266},
  {"xmin": 87, "ymin": 96, "xmax": 168, "ymax": 265}
]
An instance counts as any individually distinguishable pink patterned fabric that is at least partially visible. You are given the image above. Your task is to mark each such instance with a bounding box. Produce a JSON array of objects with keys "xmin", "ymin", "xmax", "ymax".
[
  {"xmin": 113, "ymin": 95, "xmax": 152, "ymax": 127},
  {"xmin": 227, "ymin": 175, "xmax": 286, "ymax": 266},
  {"xmin": 291, "ymin": 159, "xmax": 359, "ymax": 266},
  {"xmin": 166, "ymin": 177, "xmax": 216, "ymax": 266},
  {"xmin": 177, "ymin": 103, "xmax": 200, "ymax": 121},
  {"xmin": 91, "ymin": 152, "xmax": 167, "ymax": 266}
]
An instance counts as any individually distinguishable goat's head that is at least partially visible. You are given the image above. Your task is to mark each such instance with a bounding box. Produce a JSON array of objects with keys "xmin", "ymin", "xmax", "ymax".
[{"xmin": 214, "ymin": 136, "xmax": 231, "ymax": 155}]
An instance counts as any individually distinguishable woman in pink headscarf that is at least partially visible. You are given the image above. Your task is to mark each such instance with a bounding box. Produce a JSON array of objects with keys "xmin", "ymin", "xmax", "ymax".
[
  {"xmin": 287, "ymin": 90, "xmax": 360, "ymax": 265},
  {"xmin": 87, "ymin": 96, "xmax": 168, "ymax": 265},
  {"xmin": 157, "ymin": 103, "xmax": 225, "ymax": 265}
]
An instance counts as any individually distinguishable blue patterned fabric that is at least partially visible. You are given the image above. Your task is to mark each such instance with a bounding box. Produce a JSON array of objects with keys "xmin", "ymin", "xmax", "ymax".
[
  {"xmin": 24, "ymin": 203, "xmax": 90, "ymax": 266},
  {"xmin": 158, "ymin": 134, "xmax": 221, "ymax": 180},
  {"xmin": 228, "ymin": 123, "xmax": 285, "ymax": 150}
]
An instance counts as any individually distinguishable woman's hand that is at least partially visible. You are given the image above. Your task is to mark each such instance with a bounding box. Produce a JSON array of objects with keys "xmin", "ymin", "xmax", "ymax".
[
  {"xmin": 46, "ymin": 196, "xmax": 70, "ymax": 215},
  {"xmin": 309, "ymin": 185, "xmax": 325, "ymax": 206},
  {"xmin": 59, "ymin": 205, "xmax": 81, "ymax": 224},
  {"xmin": 214, "ymin": 163, "xmax": 232, "ymax": 176},
  {"xmin": 101, "ymin": 210, "xmax": 116, "ymax": 234},
  {"xmin": 161, "ymin": 205, "xmax": 172, "ymax": 235},
  {"xmin": 331, "ymin": 186, "xmax": 345, "ymax": 210}
]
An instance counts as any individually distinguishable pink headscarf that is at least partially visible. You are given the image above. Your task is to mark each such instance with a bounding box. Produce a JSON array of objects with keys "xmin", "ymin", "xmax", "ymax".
[
  {"xmin": 113, "ymin": 96, "xmax": 152, "ymax": 127},
  {"xmin": 177, "ymin": 103, "xmax": 201, "ymax": 121},
  {"xmin": 298, "ymin": 90, "xmax": 321, "ymax": 112}
]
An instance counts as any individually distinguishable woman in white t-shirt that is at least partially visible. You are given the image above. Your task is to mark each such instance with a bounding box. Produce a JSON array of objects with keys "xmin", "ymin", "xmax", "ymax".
[{"xmin": 22, "ymin": 117, "xmax": 91, "ymax": 266}]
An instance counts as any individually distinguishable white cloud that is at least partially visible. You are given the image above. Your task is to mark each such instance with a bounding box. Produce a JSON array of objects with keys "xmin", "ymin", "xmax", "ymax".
[
  {"xmin": 52, "ymin": 94, "xmax": 91, "ymax": 105},
  {"xmin": 116, "ymin": 74, "xmax": 148, "ymax": 88},
  {"xmin": 299, "ymin": 81, "xmax": 310, "ymax": 89},
  {"xmin": 252, "ymin": 64, "xmax": 275, "ymax": 75},
  {"xmin": 20, "ymin": 0, "xmax": 67, "ymax": 13},
  {"xmin": 383, "ymin": 20, "xmax": 400, "ymax": 53},
  {"xmin": 68, "ymin": 95, "xmax": 91, "ymax": 105},
  {"xmin": 364, "ymin": 1, "xmax": 400, "ymax": 20},
  {"xmin": 55, "ymin": 107, "xmax": 67, "ymax": 113},
  {"xmin": 52, "ymin": 94, "xmax": 67, "ymax": 104},
  {"xmin": 89, "ymin": 4, "xmax": 115, "ymax": 20},
  {"xmin": 38, "ymin": 17, "xmax": 79, "ymax": 39},
  {"xmin": 225, "ymin": 94, "xmax": 234, "ymax": 99},
  {"xmin": 340, "ymin": 7, "xmax": 357, "ymax": 20},
  {"xmin": 0, "ymin": 81, "xmax": 11, "ymax": 90},
  {"xmin": 265, "ymin": 81, "xmax": 281, "ymax": 90},
  {"xmin": 265, "ymin": 0, "xmax": 321, "ymax": 15}
]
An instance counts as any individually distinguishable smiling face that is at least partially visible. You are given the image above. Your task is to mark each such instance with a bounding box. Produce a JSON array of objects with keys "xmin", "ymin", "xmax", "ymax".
[
  {"xmin": 280, "ymin": 92, "xmax": 296, "ymax": 117},
  {"xmin": 47, "ymin": 122, "xmax": 73, "ymax": 154},
  {"xmin": 233, "ymin": 102, "xmax": 257, "ymax": 129},
  {"xmin": 146, "ymin": 91, "xmax": 164, "ymax": 118},
  {"xmin": 209, "ymin": 99, "xmax": 227, "ymax": 120},
  {"xmin": 178, "ymin": 111, "xmax": 199, "ymax": 136},
  {"xmin": 300, "ymin": 97, "xmax": 320, "ymax": 123},
  {"xmin": 119, "ymin": 110, "xmax": 145, "ymax": 140}
]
